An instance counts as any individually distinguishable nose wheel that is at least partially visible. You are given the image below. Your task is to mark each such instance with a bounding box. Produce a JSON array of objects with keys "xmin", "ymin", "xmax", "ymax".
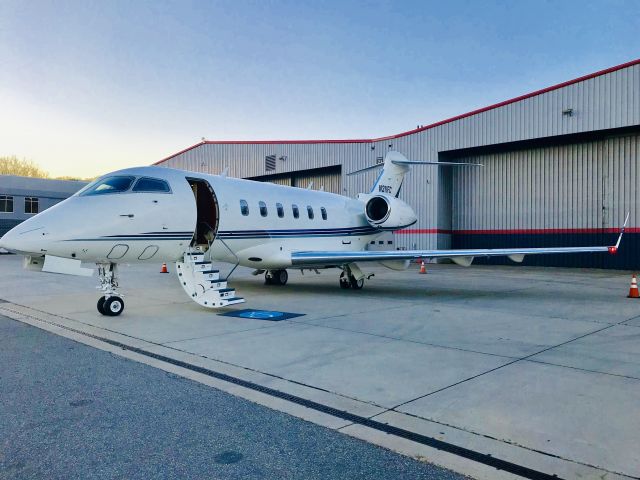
[
  {"xmin": 97, "ymin": 295, "xmax": 125, "ymax": 316},
  {"xmin": 97, "ymin": 262, "xmax": 125, "ymax": 316}
]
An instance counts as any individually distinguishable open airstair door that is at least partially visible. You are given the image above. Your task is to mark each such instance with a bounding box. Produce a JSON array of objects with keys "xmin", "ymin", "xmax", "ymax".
[
  {"xmin": 187, "ymin": 177, "xmax": 219, "ymax": 251},
  {"xmin": 179, "ymin": 178, "xmax": 245, "ymax": 308}
]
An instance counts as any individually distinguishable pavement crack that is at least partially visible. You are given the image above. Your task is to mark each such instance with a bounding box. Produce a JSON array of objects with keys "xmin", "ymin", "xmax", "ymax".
[{"xmin": 386, "ymin": 321, "xmax": 620, "ymax": 410}]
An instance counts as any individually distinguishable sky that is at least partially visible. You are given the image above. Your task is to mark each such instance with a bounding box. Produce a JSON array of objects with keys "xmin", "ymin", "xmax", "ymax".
[{"xmin": 0, "ymin": 0, "xmax": 638, "ymax": 178}]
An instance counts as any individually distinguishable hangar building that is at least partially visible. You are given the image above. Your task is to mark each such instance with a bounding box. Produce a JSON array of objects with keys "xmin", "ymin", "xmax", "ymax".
[{"xmin": 156, "ymin": 59, "xmax": 640, "ymax": 269}]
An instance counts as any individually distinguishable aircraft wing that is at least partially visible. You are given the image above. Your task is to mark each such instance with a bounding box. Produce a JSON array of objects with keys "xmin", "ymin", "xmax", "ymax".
[
  {"xmin": 292, "ymin": 215, "xmax": 628, "ymax": 267},
  {"xmin": 290, "ymin": 244, "xmax": 616, "ymax": 267}
]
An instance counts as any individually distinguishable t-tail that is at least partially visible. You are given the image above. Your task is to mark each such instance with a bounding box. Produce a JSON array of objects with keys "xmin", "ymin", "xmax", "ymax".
[{"xmin": 347, "ymin": 151, "xmax": 482, "ymax": 197}]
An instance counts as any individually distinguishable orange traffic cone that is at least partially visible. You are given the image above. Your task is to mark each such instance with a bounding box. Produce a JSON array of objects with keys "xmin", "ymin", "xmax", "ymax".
[
  {"xmin": 160, "ymin": 262, "xmax": 169, "ymax": 273},
  {"xmin": 419, "ymin": 260, "xmax": 427, "ymax": 274},
  {"xmin": 628, "ymin": 274, "xmax": 639, "ymax": 298}
]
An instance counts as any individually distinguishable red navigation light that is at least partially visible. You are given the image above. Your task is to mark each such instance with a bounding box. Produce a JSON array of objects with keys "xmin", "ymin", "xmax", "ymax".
[{"xmin": 608, "ymin": 246, "xmax": 618, "ymax": 255}]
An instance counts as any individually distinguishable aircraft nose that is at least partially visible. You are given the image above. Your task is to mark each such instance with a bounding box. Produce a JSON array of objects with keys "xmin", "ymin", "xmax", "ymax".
[
  {"xmin": 0, "ymin": 227, "xmax": 19, "ymax": 252},
  {"xmin": 0, "ymin": 223, "xmax": 47, "ymax": 254}
]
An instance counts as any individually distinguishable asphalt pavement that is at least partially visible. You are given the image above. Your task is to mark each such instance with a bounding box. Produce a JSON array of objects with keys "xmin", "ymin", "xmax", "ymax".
[{"xmin": 0, "ymin": 315, "xmax": 464, "ymax": 480}]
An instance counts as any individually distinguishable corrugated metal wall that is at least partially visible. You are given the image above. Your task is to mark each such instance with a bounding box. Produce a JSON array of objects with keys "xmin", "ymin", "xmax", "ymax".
[
  {"xmin": 451, "ymin": 133, "xmax": 640, "ymax": 268},
  {"xmin": 452, "ymin": 133, "xmax": 639, "ymax": 231},
  {"xmin": 158, "ymin": 62, "xmax": 640, "ymax": 268}
]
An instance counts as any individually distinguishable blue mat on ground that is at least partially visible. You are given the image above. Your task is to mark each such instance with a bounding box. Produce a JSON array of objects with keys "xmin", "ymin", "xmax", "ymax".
[{"xmin": 218, "ymin": 309, "xmax": 305, "ymax": 321}]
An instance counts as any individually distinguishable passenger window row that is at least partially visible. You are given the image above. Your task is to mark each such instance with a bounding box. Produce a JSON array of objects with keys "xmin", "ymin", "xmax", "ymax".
[{"xmin": 240, "ymin": 200, "xmax": 327, "ymax": 220}]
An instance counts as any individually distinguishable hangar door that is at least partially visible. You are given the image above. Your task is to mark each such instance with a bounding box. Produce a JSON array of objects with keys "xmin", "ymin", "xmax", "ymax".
[
  {"xmin": 448, "ymin": 133, "xmax": 639, "ymax": 269},
  {"xmin": 248, "ymin": 166, "xmax": 342, "ymax": 194}
]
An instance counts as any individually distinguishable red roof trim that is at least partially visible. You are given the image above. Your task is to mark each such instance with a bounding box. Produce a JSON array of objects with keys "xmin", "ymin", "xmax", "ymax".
[{"xmin": 156, "ymin": 58, "xmax": 640, "ymax": 164}]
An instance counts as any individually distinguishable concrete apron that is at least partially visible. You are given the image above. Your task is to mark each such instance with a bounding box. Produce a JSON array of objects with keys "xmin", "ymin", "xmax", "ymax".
[{"xmin": 1, "ymin": 255, "xmax": 639, "ymax": 480}]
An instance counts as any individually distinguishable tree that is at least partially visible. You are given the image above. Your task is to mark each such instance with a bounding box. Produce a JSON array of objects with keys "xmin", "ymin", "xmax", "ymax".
[{"xmin": 0, "ymin": 156, "xmax": 49, "ymax": 178}]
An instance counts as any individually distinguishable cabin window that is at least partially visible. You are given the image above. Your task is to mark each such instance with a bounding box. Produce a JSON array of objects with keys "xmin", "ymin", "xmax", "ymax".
[
  {"xmin": 132, "ymin": 177, "xmax": 171, "ymax": 193},
  {"xmin": 240, "ymin": 199, "xmax": 249, "ymax": 216},
  {"xmin": 259, "ymin": 201, "xmax": 268, "ymax": 217},
  {"xmin": 292, "ymin": 204, "xmax": 299, "ymax": 219},
  {"xmin": 0, "ymin": 195, "xmax": 13, "ymax": 213},
  {"xmin": 24, "ymin": 197, "xmax": 39, "ymax": 214},
  {"xmin": 78, "ymin": 176, "xmax": 135, "ymax": 196},
  {"xmin": 307, "ymin": 206, "xmax": 314, "ymax": 219},
  {"xmin": 276, "ymin": 202, "xmax": 284, "ymax": 218},
  {"xmin": 320, "ymin": 207, "xmax": 327, "ymax": 220}
]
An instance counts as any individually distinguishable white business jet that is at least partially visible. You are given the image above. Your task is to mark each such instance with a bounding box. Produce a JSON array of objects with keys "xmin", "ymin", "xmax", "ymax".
[{"xmin": 0, "ymin": 151, "xmax": 625, "ymax": 316}]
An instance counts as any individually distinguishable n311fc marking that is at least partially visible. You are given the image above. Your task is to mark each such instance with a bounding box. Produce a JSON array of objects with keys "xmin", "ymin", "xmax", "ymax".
[{"xmin": 0, "ymin": 151, "xmax": 626, "ymax": 316}]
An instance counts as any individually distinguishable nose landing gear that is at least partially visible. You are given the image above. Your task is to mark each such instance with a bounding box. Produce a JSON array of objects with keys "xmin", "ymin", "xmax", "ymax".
[{"xmin": 97, "ymin": 263, "xmax": 125, "ymax": 316}]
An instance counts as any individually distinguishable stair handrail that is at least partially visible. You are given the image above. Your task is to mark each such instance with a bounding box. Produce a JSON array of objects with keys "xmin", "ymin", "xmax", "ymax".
[
  {"xmin": 214, "ymin": 233, "xmax": 241, "ymax": 281},
  {"xmin": 196, "ymin": 220, "xmax": 240, "ymax": 281}
]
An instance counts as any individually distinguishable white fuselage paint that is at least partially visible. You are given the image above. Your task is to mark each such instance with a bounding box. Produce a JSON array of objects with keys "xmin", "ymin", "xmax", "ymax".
[{"xmin": 0, "ymin": 166, "xmax": 384, "ymax": 269}]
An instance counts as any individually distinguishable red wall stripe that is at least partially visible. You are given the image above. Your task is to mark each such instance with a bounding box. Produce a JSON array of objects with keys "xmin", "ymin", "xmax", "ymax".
[{"xmin": 395, "ymin": 228, "xmax": 640, "ymax": 235}]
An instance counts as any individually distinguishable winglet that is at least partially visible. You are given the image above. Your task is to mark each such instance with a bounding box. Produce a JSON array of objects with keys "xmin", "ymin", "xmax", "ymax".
[{"xmin": 609, "ymin": 212, "xmax": 630, "ymax": 254}]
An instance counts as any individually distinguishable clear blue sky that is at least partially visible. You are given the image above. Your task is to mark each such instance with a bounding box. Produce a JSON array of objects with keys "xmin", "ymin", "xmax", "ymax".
[{"xmin": 1, "ymin": 0, "xmax": 638, "ymax": 177}]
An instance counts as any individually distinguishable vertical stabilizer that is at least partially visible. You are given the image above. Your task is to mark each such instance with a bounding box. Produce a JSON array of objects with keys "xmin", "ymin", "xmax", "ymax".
[{"xmin": 370, "ymin": 151, "xmax": 410, "ymax": 197}]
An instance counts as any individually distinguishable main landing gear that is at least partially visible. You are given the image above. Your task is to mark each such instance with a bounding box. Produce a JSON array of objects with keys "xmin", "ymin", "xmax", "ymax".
[
  {"xmin": 265, "ymin": 269, "xmax": 288, "ymax": 286},
  {"xmin": 97, "ymin": 263, "xmax": 125, "ymax": 316},
  {"xmin": 339, "ymin": 266, "xmax": 365, "ymax": 290}
]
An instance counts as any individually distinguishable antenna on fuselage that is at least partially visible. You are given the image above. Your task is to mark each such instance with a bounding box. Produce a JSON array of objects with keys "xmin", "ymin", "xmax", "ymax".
[
  {"xmin": 220, "ymin": 166, "xmax": 229, "ymax": 178},
  {"xmin": 307, "ymin": 181, "xmax": 314, "ymax": 189}
]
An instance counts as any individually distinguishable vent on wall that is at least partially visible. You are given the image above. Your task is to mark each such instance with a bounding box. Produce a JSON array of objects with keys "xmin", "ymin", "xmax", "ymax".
[{"xmin": 265, "ymin": 155, "xmax": 276, "ymax": 171}]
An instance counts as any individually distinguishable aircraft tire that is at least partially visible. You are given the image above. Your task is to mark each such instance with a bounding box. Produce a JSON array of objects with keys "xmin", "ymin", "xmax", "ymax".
[
  {"xmin": 350, "ymin": 276, "xmax": 364, "ymax": 290},
  {"xmin": 97, "ymin": 296, "xmax": 107, "ymax": 315},
  {"xmin": 339, "ymin": 275, "xmax": 350, "ymax": 289},
  {"xmin": 276, "ymin": 269, "xmax": 288, "ymax": 286},
  {"xmin": 104, "ymin": 296, "xmax": 125, "ymax": 316}
]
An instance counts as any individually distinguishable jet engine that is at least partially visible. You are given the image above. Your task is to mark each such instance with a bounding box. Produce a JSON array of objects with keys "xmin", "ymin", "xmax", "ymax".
[{"xmin": 362, "ymin": 194, "xmax": 417, "ymax": 230}]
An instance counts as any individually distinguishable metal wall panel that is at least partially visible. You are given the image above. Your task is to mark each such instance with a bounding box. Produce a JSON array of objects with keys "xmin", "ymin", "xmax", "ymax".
[{"xmin": 451, "ymin": 134, "xmax": 639, "ymax": 231}]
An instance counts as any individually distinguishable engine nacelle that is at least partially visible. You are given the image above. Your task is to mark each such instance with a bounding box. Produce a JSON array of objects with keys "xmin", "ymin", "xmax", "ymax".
[{"xmin": 360, "ymin": 194, "xmax": 417, "ymax": 230}]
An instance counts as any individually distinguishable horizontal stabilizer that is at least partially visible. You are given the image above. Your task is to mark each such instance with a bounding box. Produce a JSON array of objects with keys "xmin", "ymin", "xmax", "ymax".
[{"xmin": 347, "ymin": 157, "xmax": 482, "ymax": 176}]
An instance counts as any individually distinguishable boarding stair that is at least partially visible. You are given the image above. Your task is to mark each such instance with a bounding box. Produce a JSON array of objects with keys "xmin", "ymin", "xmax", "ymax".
[{"xmin": 176, "ymin": 251, "xmax": 245, "ymax": 308}]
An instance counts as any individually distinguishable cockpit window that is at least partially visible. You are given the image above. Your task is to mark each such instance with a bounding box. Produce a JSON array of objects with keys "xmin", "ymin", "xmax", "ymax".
[
  {"xmin": 133, "ymin": 177, "xmax": 171, "ymax": 193},
  {"xmin": 78, "ymin": 176, "xmax": 135, "ymax": 196}
]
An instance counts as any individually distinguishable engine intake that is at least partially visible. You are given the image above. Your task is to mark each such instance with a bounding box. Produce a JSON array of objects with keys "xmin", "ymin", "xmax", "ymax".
[
  {"xmin": 363, "ymin": 195, "xmax": 417, "ymax": 230},
  {"xmin": 365, "ymin": 196, "xmax": 390, "ymax": 223}
]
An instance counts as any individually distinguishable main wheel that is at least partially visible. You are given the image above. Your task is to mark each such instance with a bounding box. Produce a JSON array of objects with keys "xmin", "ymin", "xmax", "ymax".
[
  {"xmin": 276, "ymin": 269, "xmax": 288, "ymax": 286},
  {"xmin": 264, "ymin": 273, "xmax": 274, "ymax": 285},
  {"xmin": 103, "ymin": 296, "xmax": 125, "ymax": 316},
  {"xmin": 97, "ymin": 296, "xmax": 107, "ymax": 315},
  {"xmin": 339, "ymin": 273, "xmax": 350, "ymax": 289},
  {"xmin": 350, "ymin": 276, "xmax": 364, "ymax": 290}
]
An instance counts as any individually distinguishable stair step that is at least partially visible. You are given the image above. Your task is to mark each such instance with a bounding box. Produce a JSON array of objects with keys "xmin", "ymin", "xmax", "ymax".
[
  {"xmin": 225, "ymin": 297, "xmax": 245, "ymax": 304},
  {"xmin": 199, "ymin": 269, "xmax": 219, "ymax": 274},
  {"xmin": 194, "ymin": 261, "xmax": 211, "ymax": 265},
  {"xmin": 217, "ymin": 288, "xmax": 234, "ymax": 293}
]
